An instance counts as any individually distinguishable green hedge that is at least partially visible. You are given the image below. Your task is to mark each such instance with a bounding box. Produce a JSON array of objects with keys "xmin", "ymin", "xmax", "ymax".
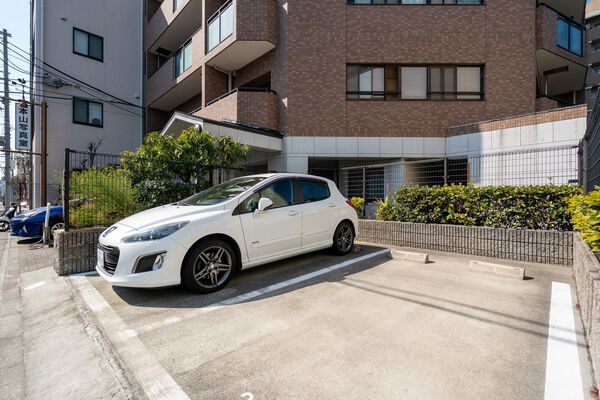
[
  {"xmin": 569, "ymin": 188, "xmax": 600, "ymax": 251},
  {"xmin": 376, "ymin": 185, "xmax": 581, "ymax": 231}
]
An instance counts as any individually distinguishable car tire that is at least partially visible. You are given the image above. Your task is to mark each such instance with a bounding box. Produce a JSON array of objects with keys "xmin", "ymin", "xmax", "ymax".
[
  {"xmin": 0, "ymin": 221, "xmax": 9, "ymax": 232},
  {"xmin": 181, "ymin": 239, "xmax": 237, "ymax": 294},
  {"xmin": 49, "ymin": 221, "xmax": 66, "ymax": 242},
  {"xmin": 331, "ymin": 221, "xmax": 355, "ymax": 255}
]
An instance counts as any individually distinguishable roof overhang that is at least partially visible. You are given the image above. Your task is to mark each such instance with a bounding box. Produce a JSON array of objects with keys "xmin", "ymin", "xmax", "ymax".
[
  {"xmin": 161, "ymin": 112, "xmax": 283, "ymax": 153},
  {"xmin": 543, "ymin": 0, "xmax": 585, "ymax": 24}
]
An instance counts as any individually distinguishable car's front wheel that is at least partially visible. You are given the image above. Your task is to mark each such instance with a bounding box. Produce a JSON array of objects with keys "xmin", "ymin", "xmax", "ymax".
[
  {"xmin": 332, "ymin": 221, "xmax": 355, "ymax": 255},
  {"xmin": 182, "ymin": 239, "xmax": 236, "ymax": 294}
]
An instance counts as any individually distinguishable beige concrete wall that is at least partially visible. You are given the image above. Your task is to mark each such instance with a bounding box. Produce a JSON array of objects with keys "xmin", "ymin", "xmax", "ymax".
[{"xmin": 32, "ymin": 0, "xmax": 144, "ymax": 205}]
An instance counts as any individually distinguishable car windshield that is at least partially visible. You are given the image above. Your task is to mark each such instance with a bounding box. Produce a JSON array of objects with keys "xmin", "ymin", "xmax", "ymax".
[{"xmin": 178, "ymin": 176, "xmax": 267, "ymax": 206}]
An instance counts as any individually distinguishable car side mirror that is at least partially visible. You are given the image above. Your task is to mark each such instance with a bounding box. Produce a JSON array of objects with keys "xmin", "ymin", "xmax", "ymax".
[{"xmin": 257, "ymin": 197, "xmax": 273, "ymax": 212}]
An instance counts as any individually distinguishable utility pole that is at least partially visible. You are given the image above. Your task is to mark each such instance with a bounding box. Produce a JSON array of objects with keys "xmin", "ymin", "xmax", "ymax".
[{"xmin": 2, "ymin": 29, "xmax": 12, "ymax": 209}]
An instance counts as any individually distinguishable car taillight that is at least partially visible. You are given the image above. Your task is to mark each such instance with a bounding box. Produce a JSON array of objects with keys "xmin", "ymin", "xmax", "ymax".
[{"xmin": 346, "ymin": 199, "xmax": 355, "ymax": 209}]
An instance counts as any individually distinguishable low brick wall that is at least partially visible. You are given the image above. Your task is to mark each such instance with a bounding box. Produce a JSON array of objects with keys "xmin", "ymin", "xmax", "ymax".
[
  {"xmin": 358, "ymin": 220, "xmax": 573, "ymax": 266},
  {"xmin": 573, "ymin": 234, "xmax": 600, "ymax": 387},
  {"xmin": 54, "ymin": 227, "xmax": 105, "ymax": 276}
]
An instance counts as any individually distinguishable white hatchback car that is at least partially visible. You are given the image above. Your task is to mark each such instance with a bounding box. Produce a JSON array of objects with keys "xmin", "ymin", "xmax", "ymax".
[{"xmin": 96, "ymin": 173, "xmax": 358, "ymax": 293}]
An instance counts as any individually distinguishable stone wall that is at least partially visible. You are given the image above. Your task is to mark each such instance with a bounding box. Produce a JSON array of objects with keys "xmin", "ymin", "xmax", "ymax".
[
  {"xmin": 572, "ymin": 234, "xmax": 600, "ymax": 387},
  {"xmin": 54, "ymin": 227, "xmax": 105, "ymax": 276},
  {"xmin": 357, "ymin": 220, "xmax": 573, "ymax": 266}
]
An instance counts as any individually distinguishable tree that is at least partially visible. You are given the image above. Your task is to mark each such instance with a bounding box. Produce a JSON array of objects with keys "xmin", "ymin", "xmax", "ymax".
[{"xmin": 121, "ymin": 127, "xmax": 250, "ymax": 206}]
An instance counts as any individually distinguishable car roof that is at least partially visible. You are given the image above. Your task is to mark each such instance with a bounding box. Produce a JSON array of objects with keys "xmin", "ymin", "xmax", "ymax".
[{"xmin": 241, "ymin": 173, "xmax": 329, "ymax": 181}]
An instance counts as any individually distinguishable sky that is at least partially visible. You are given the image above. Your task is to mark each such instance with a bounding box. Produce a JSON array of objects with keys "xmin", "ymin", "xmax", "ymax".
[{"xmin": 0, "ymin": 0, "xmax": 31, "ymax": 148}]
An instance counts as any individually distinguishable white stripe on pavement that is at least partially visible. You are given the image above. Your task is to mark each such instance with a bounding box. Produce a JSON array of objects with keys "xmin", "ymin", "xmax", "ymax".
[
  {"xmin": 23, "ymin": 281, "xmax": 46, "ymax": 291},
  {"xmin": 544, "ymin": 281, "xmax": 584, "ymax": 400},
  {"xmin": 128, "ymin": 248, "xmax": 392, "ymax": 337},
  {"xmin": 70, "ymin": 276, "xmax": 189, "ymax": 400}
]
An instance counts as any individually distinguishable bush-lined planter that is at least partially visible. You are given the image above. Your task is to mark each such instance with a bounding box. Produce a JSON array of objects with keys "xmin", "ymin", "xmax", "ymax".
[
  {"xmin": 357, "ymin": 220, "xmax": 574, "ymax": 266},
  {"xmin": 573, "ymin": 233, "xmax": 600, "ymax": 389},
  {"xmin": 54, "ymin": 227, "xmax": 105, "ymax": 276}
]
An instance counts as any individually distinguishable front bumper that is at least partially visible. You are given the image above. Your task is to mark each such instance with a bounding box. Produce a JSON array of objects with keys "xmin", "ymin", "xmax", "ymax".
[
  {"xmin": 96, "ymin": 236, "xmax": 188, "ymax": 288},
  {"xmin": 10, "ymin": 218, "xmax": 41, "ymax": 237}
]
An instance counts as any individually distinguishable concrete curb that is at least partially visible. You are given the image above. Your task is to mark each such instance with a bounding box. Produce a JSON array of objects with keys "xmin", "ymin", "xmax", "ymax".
[
  {"xmin": 391, "ymin": 249, "xmax": 429, "ymax": 264},
  {"xmin": 468, "ymin": 260, "xmax": 525, "ymax": 280}
]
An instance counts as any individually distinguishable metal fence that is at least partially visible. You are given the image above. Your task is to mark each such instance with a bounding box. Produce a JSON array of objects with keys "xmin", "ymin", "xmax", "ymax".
[
  {"xmin": 581, "ymin": 88, "xmax": 600, "ymax": 193},
  {"xmin": 310, "ymin": 145, "xmax": 579, "ymax": 204},
  {"xmin": 63, "ymin": 149, "xmax": 266, "ymax": 230}
]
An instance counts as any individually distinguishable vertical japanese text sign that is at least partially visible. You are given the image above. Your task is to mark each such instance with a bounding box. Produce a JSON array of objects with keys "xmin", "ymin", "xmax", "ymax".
[{"xmin": 14, "ymin": 103, "xmax": 30, "ymax": 150}]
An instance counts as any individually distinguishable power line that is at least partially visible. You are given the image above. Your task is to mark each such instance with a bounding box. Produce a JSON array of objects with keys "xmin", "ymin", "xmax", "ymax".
[{"xmin": 5, "ymin": 40, "xmax": 144, "ymax": 110}]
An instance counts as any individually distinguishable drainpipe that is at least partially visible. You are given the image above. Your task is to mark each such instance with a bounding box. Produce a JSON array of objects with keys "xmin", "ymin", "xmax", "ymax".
[{"xmin": 228, "ymin": 71, "xmax": 232, "ymax": 91}]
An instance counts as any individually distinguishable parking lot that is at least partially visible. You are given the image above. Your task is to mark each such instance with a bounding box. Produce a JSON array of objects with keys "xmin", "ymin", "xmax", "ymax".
[{"xmin": 63, "ymin": 244, "xmax": 592, "ymax": 400}]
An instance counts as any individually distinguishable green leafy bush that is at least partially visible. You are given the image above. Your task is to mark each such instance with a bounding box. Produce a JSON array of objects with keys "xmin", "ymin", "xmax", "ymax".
[
  {"xmin": 133, "ymin": 179, "xmax": 196, "ymax": 208},
  {"xmin": 69, "ymin": 168, "xmax": 141, "ymax": 228},
  {"xmin": 376, "ymin": 184, "xmax": 580, "ymax": 231},
  {"xmin": 569, "ymin": 188, "xmax": 600, "ymax": 251},
  {"xmin": 350, "ymin": 197, "xmax": 365, "ymax": 217}
]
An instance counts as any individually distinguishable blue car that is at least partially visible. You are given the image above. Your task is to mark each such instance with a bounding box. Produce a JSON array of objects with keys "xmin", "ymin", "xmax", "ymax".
[{"xmin": 10, "ymin": 206, "xmax": 65, "ymax": 239}]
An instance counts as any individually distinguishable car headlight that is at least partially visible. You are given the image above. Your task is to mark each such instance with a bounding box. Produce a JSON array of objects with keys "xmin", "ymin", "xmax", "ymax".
[{"xmin": 121, "ymin": 221, "xmax": 189, "ymax": 243}]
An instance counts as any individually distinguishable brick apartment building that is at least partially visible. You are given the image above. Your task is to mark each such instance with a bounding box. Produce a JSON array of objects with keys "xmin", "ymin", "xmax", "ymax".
[
  {"xmin": 146, "ymin": 0, "xmax": 588, "ymax": 196},
  {"xmin": 586, "ymin": 0, "xmax": 600, "ymax": 109}
]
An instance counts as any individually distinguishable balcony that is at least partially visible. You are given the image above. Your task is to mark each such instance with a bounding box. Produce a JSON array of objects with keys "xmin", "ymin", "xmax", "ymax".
[
  {"xmin": 194, "ymin": 88, "xmax": 278, "ymax": 131},
  {"xmin": 204, "ymin": 0, "xmax": 277, "ymax": 71},
  {"xmin": 146, "ymin": 0, "xmax": 202, "ymax": 54},
  {"xmin": 536, "ymin": 2, "xmax": 587, "ymax": 99},
  {"xmin": 147, "ymin": 29, "xmax": 203, "ymax": 111}
]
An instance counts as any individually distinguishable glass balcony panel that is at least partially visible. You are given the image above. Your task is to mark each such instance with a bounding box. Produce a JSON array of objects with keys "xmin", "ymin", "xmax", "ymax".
[
  {"xmin": 570, "ymin": 25, "xmax": 582, "ymax": 56},
  {"xmin": 220, "ymin": 4, "xmax": 234, "ymax": 42},
  {"xmin": 556, "ymin": 18, "xmax": 569, "ymax": 49},
  {"xmin": 208, "ymin": 18, "xmax": 220, "ymax": 51}
]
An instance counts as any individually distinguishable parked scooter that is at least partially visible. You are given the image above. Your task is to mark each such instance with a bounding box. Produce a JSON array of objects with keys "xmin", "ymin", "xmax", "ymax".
[{"xmin": 0, "ymin": 204, "xmax": 18, "ymax": 232}]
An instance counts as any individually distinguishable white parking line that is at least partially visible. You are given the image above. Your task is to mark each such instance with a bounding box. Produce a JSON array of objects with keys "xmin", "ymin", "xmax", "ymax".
[
  {"xmin": 544, "ymin": 282, "xmax": 584, "ymax": 400},
  {"xmin": 23, "ymin": 281, "xmax": 46, "ymax": 291},
  {"xmin": 70, "ymin": 276, "xmax": 190, "ymax": 400},
  {"xmin": 128, "ymin": 248, "xmax": 391, "ymax": 337}
]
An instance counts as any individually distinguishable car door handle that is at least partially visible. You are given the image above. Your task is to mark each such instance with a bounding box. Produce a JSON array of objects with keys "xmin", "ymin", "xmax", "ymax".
[
  {"xmin": 328, "ymin": 203, "xmax": 336, "ymax": 208},
  {"xmin": 288, "ymin": 210, "xmax": 299, "ymax": 216}
]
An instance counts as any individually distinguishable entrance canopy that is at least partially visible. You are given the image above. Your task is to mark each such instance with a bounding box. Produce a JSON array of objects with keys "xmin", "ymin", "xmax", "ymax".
[{"xmin": 161, "ymin": 112, "xmax": 283, "ymax": 153}]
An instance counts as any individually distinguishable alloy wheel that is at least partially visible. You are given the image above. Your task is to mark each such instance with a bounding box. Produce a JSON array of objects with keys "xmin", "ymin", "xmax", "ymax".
[
  {"xmin": 51, "ymin": 222, "xmax": 65, "ymax": 233},
  {"xmin": 336, "ymin": 224, "xmax": 353, "ymax": 252},
  {"xmin": 193, "ymin": 246, "xmax": 233, "ymax": 289}
]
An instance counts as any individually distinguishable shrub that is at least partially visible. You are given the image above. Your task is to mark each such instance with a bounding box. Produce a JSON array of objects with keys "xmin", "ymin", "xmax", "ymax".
[
  {"xmin": 133, "ymin": 179, "xmax": 197, "ymax": 208},
  {"xmin": 376, "ymin": 184, "xmax": 580, "ymax": 231},
  {"xmin": 569, "ymin": 188, "xmax": 600, "ymax": 252},
  {"xmin": 69, "ymin": 167, "xmax": 141, "ymax": 228},
  {"xmin": 350, "ymin": 197, "xmax": 365, "ymax": 217}
]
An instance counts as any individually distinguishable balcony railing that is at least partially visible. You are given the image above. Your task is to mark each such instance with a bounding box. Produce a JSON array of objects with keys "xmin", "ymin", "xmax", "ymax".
[{"xmin": 207, "ymin": 0, "xmax": 234, "ymax": 53}]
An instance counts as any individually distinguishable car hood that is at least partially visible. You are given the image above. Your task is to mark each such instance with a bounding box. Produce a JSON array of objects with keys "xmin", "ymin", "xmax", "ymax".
[{"xmin": 115, "ymin": 203, "xmax": 228, "ymax": 231}]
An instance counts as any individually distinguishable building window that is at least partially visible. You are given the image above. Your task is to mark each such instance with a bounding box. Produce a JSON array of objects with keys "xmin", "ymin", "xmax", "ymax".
[
  {"xmin": 73, "ymin": 28, "xmax": 103, "ymax": 61},
  {"xmin": 592, "ymin": 40, "xmax": 600, "ymax": 52},
  {"xmin": 556, "ymin": 17, "xmax": 582, "ymax": 56},
  {"xmin": 175, "ymin": 40, "xmax": 192, "ymax": 77},
  {"xmin": 73, "ymin": 98, "xmax": 103, "ymax": 127},
  {"xmin": 173, "ymin": 0, "xmax": 184, "ymax": 12},
  {"xmin": 347, "ymin": 64, "xmax": 484, "ymax": 100},
  {"xmin": 347, "ymin": 0, "xmax": 484, "ymax": 4}
]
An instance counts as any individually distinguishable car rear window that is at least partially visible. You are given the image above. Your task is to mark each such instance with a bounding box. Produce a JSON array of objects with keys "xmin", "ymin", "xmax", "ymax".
[{"xmin": 300, "ymin": 180, "xmax": 330, "ymax": 203}]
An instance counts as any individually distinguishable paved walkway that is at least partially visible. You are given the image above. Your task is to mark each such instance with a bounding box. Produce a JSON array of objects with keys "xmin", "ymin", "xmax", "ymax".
[{"xmin": 0, "ymin": 233, "xmax": 139, "ymax": 400}]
